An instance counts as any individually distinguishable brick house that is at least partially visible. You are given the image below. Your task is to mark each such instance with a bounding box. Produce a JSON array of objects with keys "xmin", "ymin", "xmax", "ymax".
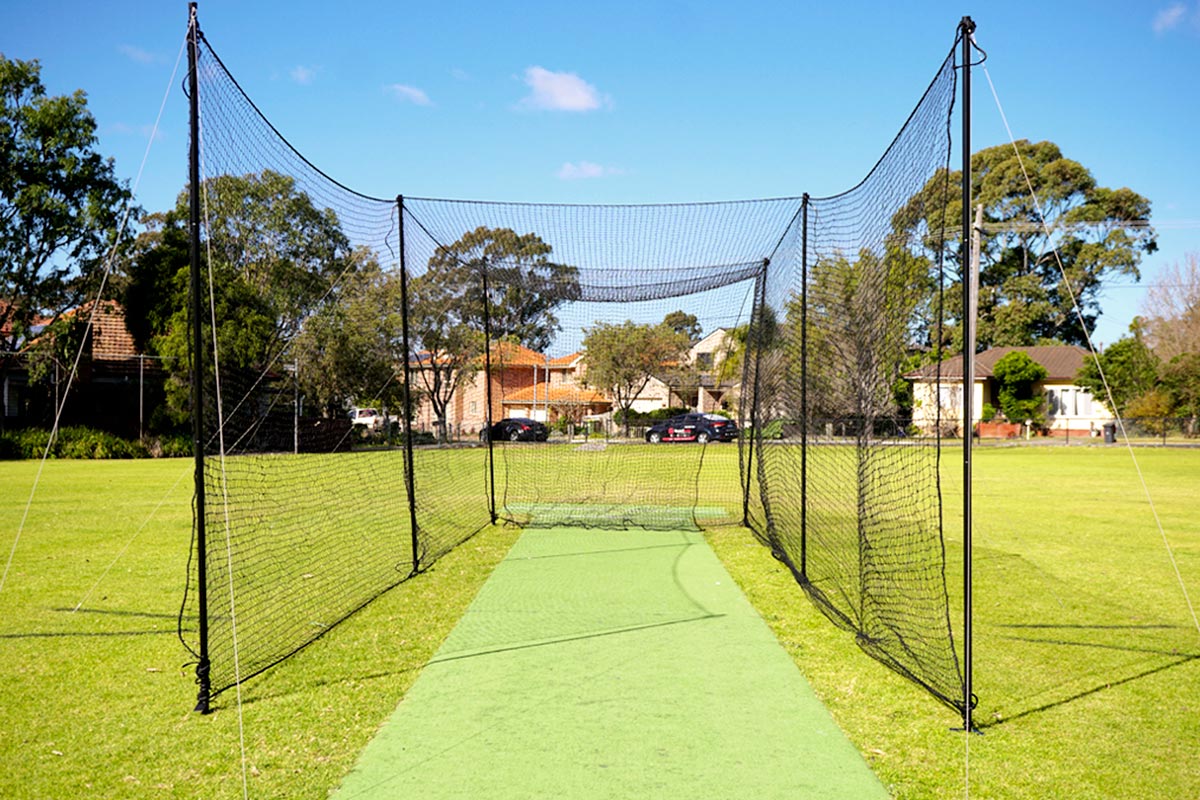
[{"xmin": 2, "ymin": 300, "xmax": 166, "ymax": 437}]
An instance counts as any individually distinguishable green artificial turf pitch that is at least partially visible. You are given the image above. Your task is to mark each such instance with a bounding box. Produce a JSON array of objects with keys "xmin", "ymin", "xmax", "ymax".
[{"xmin": 332, "ymin": 527, "xmax": 887, "ymax": 799}]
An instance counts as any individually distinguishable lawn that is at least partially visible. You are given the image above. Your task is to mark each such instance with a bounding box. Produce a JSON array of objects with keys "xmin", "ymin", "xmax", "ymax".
[{"xmin": 1, "ymin": 444, "xmax": 1197, "ymax": 798}]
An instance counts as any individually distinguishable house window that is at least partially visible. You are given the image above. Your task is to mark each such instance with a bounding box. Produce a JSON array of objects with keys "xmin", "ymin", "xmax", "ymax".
[
  {"xmin": 696, "ymin": 352, "xmax": 713, "ymax": 370},
  {"xmin": 1077, "ymin": 390, "xmax": 1093, "ymax": 416},
  {"xmin": 1057, "ymin": 388, "xmax": 1072, "ymax": 416},
  {"xmin": 470, "ymin": 401, "xmax": 477, "ymax": 413}
]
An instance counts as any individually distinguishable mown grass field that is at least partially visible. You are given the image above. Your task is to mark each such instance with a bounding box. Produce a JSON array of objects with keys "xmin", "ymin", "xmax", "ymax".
[{"xmin": 1, "ymin": 444, "xmax": 1197, "ymax": 798}]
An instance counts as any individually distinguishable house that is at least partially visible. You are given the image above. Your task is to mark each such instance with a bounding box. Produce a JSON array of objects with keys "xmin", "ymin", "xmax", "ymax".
[
  {"xmin": 410, "ymin": 328, "xmax": 740, "ymax": 438},
  {"xmin": 906, "ymin": 345, "xmax": 1113, "ymax": 438},
  {"xmin": 1, "ymin": 300, "xmax": 167, "ymax": 437},
  {"xmin": 628, "ymin": 328, "xmax": 738, "ymax": 414},
  {"xmin": 412, "ymin": 343, "xmax": 611, "ymax": 437}
]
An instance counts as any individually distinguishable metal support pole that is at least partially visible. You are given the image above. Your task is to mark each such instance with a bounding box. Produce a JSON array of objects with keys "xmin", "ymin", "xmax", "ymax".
[
  {"xmin": 396, "ymin": 197, "xmax": 421, "ymax": 573},
  {"xmin": 187, "ymin": 1, "xmax": 211, "ymax": 715},
  {"xmin": 799, "ymin": 193, "xmax": 810, "ymax": 579},
  {"xmin": 139, "ymin": 355, "xmax": 144, "ymax": 439},
  {"xmin": 481, "ymin": 261, "xmax": 496, "ymax": 523},
  {"xmin": 960, "ymin": 14, "xmax": 976, "ymax": 733},
  {"xmin": 745, "ymin": 258, "xmax": 770, "ymax": 523}
]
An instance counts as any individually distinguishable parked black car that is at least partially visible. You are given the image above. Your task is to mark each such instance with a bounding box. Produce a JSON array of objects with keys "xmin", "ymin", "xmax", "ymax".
[
  {"xmin": 645, "ymin": 413, "xmax": 738, "ymax": 444},
  {"xmin": 480, "ymin": 417, "xmax": 550, "ymax": 442}
]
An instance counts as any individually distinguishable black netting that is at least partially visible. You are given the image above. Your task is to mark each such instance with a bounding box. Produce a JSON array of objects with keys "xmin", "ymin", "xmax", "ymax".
[{"xmin": 180, "ymin": 22, "xmax": 965, "ymax": 715}]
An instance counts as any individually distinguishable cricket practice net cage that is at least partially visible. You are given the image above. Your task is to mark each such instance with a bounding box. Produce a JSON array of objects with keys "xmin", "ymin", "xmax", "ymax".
[{"xmin": 179, "ymin": 14, "xmax": 967, "ymax": 717}]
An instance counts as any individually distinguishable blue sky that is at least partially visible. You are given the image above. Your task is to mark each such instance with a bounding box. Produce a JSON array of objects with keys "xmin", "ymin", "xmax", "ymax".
[{"xmin": 3, "ymin": 0, "xmax": 1199, "ymax": 347}]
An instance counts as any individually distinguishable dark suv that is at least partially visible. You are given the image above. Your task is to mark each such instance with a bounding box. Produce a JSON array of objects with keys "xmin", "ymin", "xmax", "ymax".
[
  {"xmin": 645, "ymin": 413, "xmax": 738, "ymax": 444},
  {"xmin": 481, "ymin": 417, "xmax": 550, "ymax": 442}
]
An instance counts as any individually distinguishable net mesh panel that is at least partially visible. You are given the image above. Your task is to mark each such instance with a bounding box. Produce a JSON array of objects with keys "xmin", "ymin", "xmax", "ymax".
[
  {"xmin": 401, "ymin": 198, "xmax": 799, "ymax": 531},
  {"xmin": 181, "ymin": 36, "xmax": 491, "ymax": 698},
  {"xmin": 743, "ymin": 48, "xmax": 964, "ymax": 711},
  {"xmin": 181, "ymin": 26, "xmax": 965, "ymax": 713}
]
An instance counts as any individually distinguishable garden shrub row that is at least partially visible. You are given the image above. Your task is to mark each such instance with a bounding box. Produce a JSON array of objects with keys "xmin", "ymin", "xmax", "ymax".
[{"xmin": 0, "ymin": 427, "xmax": 192, "ymax": 460}]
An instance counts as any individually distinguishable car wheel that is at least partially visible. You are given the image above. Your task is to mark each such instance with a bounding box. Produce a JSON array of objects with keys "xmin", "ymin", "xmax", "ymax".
[
  {"xmin": 508, "ymin": 430, "xmax": 521, "ymax": 441},
  {"xmin": 696, "ymin": 431, "xmax": 710, "ymax": 444},
  {"xmin": 648, "ymin": 431, "xmax": 662, "ymax": 443}
]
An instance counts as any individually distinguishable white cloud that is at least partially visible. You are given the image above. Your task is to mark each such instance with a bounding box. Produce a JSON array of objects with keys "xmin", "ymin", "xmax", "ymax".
[
  {"xmin": 290, "ymin": 65, "xmax": 317, "ymax": 85},
  {"xmin": 1153, "ymin": 3, "xmax": 1188, "ymax": 33},
  {"xmin": 450, "ymin": 68, "xmax": 470, "ymax": 81},
  {"xmin": 520, "ymin": 66, "xmax": 608, "ymax": 112},
  {"xmin": 386, "ymin": 84, "xmax": 432, "ymax": 106},
  {"xmin": 119, "ymin": 44, "xmax": 157, "ymax": 64},
  {"xmin": 556, "ymin": 161, "xmax": 624, "ymax": 180}
]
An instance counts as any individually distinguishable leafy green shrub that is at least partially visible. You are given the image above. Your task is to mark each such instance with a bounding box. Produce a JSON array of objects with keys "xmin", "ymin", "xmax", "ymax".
[
  {"xmin": 56, "ymin": 427, "xmax": 148, "ymax": 459},
  {"xmin": 153, "ymin": 434, "xmax": 193, "ymax": 458},
  {"xmin": 993, "ymin": 351, "xmax": 1048, "ymax": 425},
  {"xmin": 0, "ymin": 427, "xmax": 150, "ymax": 459},
  {"xmin": 615, "ymin": 406, "xmax": 690, "ymax": 426}
]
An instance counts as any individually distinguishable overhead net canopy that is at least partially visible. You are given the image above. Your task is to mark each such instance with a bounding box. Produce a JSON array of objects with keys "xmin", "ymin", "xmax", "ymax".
[{"xmin": 180, "ymin": 22, "xmax": 965, "ymax": 716}]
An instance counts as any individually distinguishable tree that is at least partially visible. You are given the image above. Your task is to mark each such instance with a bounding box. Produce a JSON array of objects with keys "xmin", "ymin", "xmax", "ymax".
[
  {"xmin": 1074, "ymin": 327, "xmax": 1160, "ymax": 418},
  {"xmin": 289, "ymin": 251, "xmax": 402, "ymax": 418},
  {"xmin": 581, "ymin": 320, "xmax": 691, "ymax": 436},
  {"xmin": 410, "ymin": 226, "xmax": 578, "ymax": 440},
  {"xmin": 790, "ymin": 246, "xmax": 931, "ymax": 425},
  {"xmin": 992, "ymin": 351, "xmax": 1047, "ymax": 425},
  {"xmin": 1139, "ymin": 253, "xmax": 1200, "ymax": 428},
  {"xmin": 663, "ymin": 310, "xmax": 702, "ymax": 343},
  {"xmin": 408, "ymin": 267, "xmax": 485, "ymax": 443},
  {"xmin": 1, "ymin": 56, "xmax": 133, "ymax": 422},
  {"xmin": 1161, "ymin": 353, "xmax": 1200, "ymax": 423},
  {"xmin": 421, "ymin": 226, "xmax": 579, "ymax": 351},
  {"xmin": 126, "ymin": 171, "xmax": 357, "ymax": 422},
  {"xmin": 893, "ymin": 140, "xmax": 1157, "ymax": 351},
  {"xmin": 1140, "ymin": 253, "xmax": 1200, "ymax": 364}
]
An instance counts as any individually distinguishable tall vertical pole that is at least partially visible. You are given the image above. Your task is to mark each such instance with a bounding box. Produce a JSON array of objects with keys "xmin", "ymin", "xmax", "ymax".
[
  {"xmin": 745, "ymin": 258, "xmax": 772, "ymax": 531},
  {"xmin": 481, "ymin": 262, "xmax": 496, "ymax": 523},
  {"xmin": 396, "ymin": 197, "xmax": 422, "ymax": 573},
  {"xmin": 799, "ymin": 193, "xmax": 810, "ymax": 579},
  {"xmin": 187, "ymin": 1, "xmax": 211, "ymax": 715},
  {"xmin": 960, "ymin": 14, "xmax": 976, "ymax": 733}
]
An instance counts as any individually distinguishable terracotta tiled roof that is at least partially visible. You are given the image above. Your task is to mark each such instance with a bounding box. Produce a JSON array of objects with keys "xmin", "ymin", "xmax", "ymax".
[
  {"xmin": 549, "ymin": 351, "xmax": 582, "ymax": 367},
  {"xmin": 906, "ymin": 345, "xmax": 1092, "ymax": 382},
  {"xmin": 502, "ymin": 382, "xmax": 608, "ymax": 405},
  {"xmin": 490, "ymin": 341, "xmax": 546, "ymax": 367},
  {"xmin": 75, "ymin": 300, "xmax": 140, "ymax": 361}
]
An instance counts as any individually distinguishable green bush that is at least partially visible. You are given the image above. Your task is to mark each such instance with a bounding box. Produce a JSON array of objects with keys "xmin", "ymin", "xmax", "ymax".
[
  {"xmin": 0, "ymin": 427, "xmax": 150, "ymax": 460},
  {"xmin": 614, "ymin": 406, "xmax": 690, "ymax": 426},
  {"xmin": 153, "ymin": 434, "xmax": 193, "ymax": 458}
]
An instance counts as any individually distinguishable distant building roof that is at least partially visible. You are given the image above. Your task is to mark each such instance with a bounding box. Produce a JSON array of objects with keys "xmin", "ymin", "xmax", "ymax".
[
  {"xmin": 906, "ymin": 345, "xmax": 1092, "ymax": 382},
  {"xmin": 502, "ymin": 382, "xmax": 609, "ymax": 405}
]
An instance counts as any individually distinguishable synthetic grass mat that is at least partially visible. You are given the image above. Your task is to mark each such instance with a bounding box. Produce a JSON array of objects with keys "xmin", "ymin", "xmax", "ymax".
[{"xmin": 333, "ymin": 527, "xmax": 887, "ymax": 798}]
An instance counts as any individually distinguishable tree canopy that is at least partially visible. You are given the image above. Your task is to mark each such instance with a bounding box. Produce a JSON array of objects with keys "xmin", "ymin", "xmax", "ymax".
[
  {"xmin": 1074, "ymin": 328, "xmax": 1159, "ymax": 418},
  {"xmin": 420, "ymin": 226, "xmax": 579, "ymax": 352},
  {"xmin": 124, "ymin": 170, "xmax": 358, "ymax": 423},
  {"xmin": 663, "ymin": 310, "xmax": 702, "ymax": 343},
  {"xmin": 581, "ymin": 319, "xmax": 691, "ymax": 436},
  {"xmin": 410, "ymin": 226, "xmax": 578, "ymax": 439},
  {"xmin": 789, "ymin": 246, "xmax": 930, "ymax": 422},
  {"xmin": 0, "ymin": 55, "xmax": 132, "ymax": 389},
  {"xmin": 1081, "ymin": 253, "xmax": 1200, "ymax": 425},
  {"xmin": 893, "ymin": 140, "xmax": 1157, "ymax": 351}
]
